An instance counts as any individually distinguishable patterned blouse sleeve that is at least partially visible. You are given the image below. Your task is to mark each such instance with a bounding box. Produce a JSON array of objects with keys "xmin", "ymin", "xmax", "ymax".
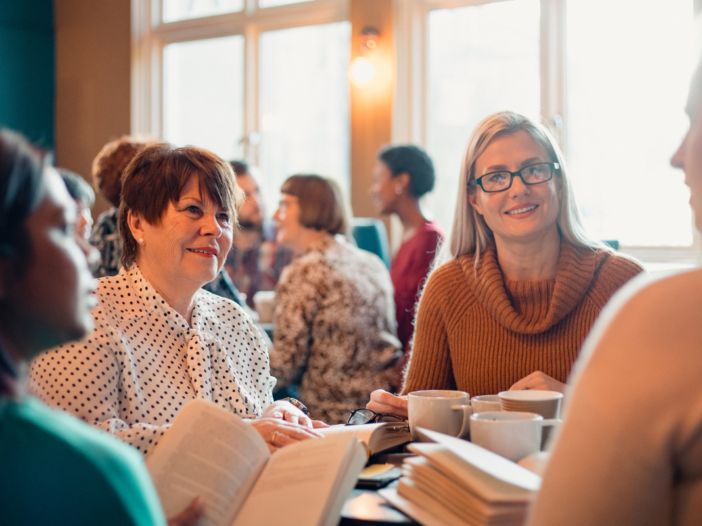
[
  {"xmin": 28, "ymin": 321, "xmax": 169, "ymax": 457},
  {"xmin": 269, "ymin": 261, "xmax": 321, "ymax": 388}
]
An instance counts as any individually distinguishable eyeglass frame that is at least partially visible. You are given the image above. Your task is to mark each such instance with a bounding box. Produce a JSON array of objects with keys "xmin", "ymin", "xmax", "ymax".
[
  {"xmin": 346, "ymin": 408, "xmax": 405, "ymax": 426},
  {"xmin": 468, "ymin": 162, "xmax": 560, "ymax": 193}
]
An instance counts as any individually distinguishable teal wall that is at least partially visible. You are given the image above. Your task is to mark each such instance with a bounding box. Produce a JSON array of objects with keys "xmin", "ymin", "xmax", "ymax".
[{"xmin": 0, "ymin": 1, "xmax": 54, "ymax": 148}]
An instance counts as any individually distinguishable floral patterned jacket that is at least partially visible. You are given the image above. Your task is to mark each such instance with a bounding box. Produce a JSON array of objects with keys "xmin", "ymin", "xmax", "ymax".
[{"xmin": 270, "ymin": 234, "xmax": 402, "ymax": 424}]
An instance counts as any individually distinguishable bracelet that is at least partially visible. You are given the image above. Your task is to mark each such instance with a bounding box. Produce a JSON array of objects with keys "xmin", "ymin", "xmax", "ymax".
[{"xmin": 281, "ymin": 397, "xmax": 309, "ymax": 416}]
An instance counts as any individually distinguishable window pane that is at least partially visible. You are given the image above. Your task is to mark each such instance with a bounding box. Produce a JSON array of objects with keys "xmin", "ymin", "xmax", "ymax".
[
  {"xmin": 163, "ymin": 36, "xmax": 245, "ymax": 160},
  {"xmin": 163, "ymin": 0, "xmax": 244, "ymax": 22},
  {"xmin": 259, "ymin": 22, "xmax": 351, "ymax": 213},
  {"xmin": 426, "ymin": 0, "xmax": 541, "ymax": 234},
  {"xmin": 567, "ymin": 0, "xmax": 696, "ymax": 246},
  {"xmin": 259, "ymin": 0, "xmax": 315, "ymax": 7}
]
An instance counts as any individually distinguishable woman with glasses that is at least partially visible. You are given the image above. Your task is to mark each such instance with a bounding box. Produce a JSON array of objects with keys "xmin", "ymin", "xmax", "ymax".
[{"xmin": 368, "ymin": 111, "xmax": 643, "ymax": 418}]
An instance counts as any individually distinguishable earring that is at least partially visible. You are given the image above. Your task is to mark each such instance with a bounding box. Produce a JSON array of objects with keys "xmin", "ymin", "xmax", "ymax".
[
  {"xmin": 395, "ymin": 187, "xmax": 402, "ymax": 195},
  {"xmin": 138, "ymin": 238, "xmax": 144, "ymax": 245}
]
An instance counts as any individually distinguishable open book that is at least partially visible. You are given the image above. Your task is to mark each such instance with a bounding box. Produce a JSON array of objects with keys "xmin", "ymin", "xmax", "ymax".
[
  {"xmin": 318, "ymin": 422, "xmax": 411, "ymax": 456},
  {"xmin": 380, "ymin": 428, "xmax": 541, "ymax": 526},
  {"xmin": 146, "ymin": 399, "xmax": 367, "ymax": 526}
]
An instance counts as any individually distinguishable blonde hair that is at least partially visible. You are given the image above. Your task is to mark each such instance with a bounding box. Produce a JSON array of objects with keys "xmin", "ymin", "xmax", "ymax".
[{"xmin": 433, "ymin": 111, "xmax": 602, "ymax": 271}]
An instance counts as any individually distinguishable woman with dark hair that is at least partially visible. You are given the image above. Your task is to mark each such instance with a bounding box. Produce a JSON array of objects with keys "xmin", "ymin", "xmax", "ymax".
[
  {"xmin": 0, "ymin": 129, "xmax": 206, "ymax": 525},
  {"xmin": 270, "ymin": 174, "xmax": 402, "ymax": 424},
  {"xmin": 370, "ymin": 145, "xmax": 444, "ymax": 370},
  {"xmin": 29, "ymin": 143, "xmax": 321, "ymax": 458}
]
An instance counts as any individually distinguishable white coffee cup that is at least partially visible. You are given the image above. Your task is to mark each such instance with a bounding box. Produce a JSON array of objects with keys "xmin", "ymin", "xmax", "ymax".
[
  {"xmin": 470, "ymin": 395, "xmax": 502, "ymax": 413},
  {"xmin": 253, "ymin": 290, "xmax": 276, "ymax": 324},
  {"xmin": 408, "ymin": 390, "xmax": 473, "ymax": 442},
  {"xmin": 470, "ymin": 411, "xmax": 544, "ymax": 462}
]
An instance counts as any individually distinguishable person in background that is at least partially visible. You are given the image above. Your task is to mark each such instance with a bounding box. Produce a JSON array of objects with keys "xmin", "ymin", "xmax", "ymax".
[
  {"xmin": 29, "ymin": 143, "xmax": 321, "ymax": 458},
  {"xmin": 225, "ymin": 160, "xmax": 294, "ymax": 308},
  {"xmin": 90, "ymin": 136, "xmax": 244, "ymax": 305},
  {"xmin": 0, "ymin": 129, "xmax": 202, "ymax": 526},
  {"xmin": 526, "ymin": 56, "xmax": 702, "ymax": 526},
  {"xmin": 270, "ymin": 174, "xmax": 402, "ymax": 424},
  {"xmin": 370, "ymin": 144, "xmax": 444, "ymax": 377},
  {"xmin": 90, "ymin": 136, "xmax": 153, "ymax": 277},
  {"xmin": 368, "ymin": 111, "xmax": 644, "ymax": 418},
  {"xmin": 58, "ymin": 168, "xmax": 95, "ymax": 242}
]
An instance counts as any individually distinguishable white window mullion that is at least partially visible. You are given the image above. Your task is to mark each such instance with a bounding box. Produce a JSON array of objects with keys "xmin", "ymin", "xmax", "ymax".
[
  {"xmin": 244, "ymin": 21, "xmax": 260, "ymax": 165},
  {"xmin": 540, "ymin": 0, "xmax": 566, "ymax": 150}
]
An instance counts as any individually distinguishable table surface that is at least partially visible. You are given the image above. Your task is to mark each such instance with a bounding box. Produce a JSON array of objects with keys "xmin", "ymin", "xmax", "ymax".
[
  {"xmin": 340, "ymin": 481, "xmax": 418, "ymax": 525},
  {"xmin": 338, "ymin": 453, "xmax": 419, "ymax": 525}
]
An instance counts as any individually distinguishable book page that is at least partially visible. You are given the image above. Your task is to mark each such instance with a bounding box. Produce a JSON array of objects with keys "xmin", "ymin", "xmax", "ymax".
[
  {"xmin": 232, "ymin": 434, "xmax": 366, "ymax": 526},
  {"xmin": 147, "ymin": 399, "xmax": 270, "ymax": 526},
  {"xmin": 319, "ymin": 422, "xmax": 410, "ymax": 454}
]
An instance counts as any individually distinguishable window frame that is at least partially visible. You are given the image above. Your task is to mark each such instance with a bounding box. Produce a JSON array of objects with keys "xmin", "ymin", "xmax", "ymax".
[{"xmin": 131, "ymin": 0, "xmax": 348, "ymax": 164}]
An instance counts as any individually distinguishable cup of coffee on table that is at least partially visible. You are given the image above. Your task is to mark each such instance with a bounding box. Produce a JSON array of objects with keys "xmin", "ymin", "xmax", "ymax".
[
  {"xmin": 253, "ymin": 290, "xmax": 276, "ymax": 324},
  {"xmin": 498, "ymin": 390, "xmax": 563, "ymax": 448},
  {"xmin": 498, "ymin": 390, "xmax": 563, "ymax": 419},
  {"xmin": 470, "ymin": 411, "xmax": 543, "ymax": 462},
  {"xmin": 471, "ymin": 395, "xmax": 502, "ymax": 413},
  {"xmin": 408, "ymin": 390, "xmax": 472, "ymax": 442}
]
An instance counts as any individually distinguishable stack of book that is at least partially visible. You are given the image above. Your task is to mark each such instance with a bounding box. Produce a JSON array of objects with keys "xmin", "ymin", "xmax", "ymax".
[{"xmin": 380, "ymin": 429, "xmax": 541, "ymax": 526}]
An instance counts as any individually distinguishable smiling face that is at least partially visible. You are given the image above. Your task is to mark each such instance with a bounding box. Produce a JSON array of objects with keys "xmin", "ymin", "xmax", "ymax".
[
  {"xmin": 671, "ymin": 64, "xmax": 702, "ymax": 232},
  {"xmin": 2, "ymin": 168, "xmax": 97, "ymax": 358},
  {"xmin": 469, "ymin": 130, "xmax": 562, "ymax": 246},
  {"xmin": 130, "ymin": 174, "xmax": 234, "ymax": 295}
]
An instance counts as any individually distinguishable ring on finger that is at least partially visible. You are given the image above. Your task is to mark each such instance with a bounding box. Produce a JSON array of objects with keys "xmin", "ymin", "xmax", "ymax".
[{"xmin": 270, "ymin": 430, "xmax": 281, "ymax": 446}]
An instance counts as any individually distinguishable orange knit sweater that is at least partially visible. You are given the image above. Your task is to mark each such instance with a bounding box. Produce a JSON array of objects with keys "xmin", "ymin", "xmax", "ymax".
[{"xmin": 401, "ymin": 241, "xmax": 644, "ymax": 397}]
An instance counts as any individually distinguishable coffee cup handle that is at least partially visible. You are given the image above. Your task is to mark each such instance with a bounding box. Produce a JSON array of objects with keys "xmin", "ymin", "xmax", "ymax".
[
  {"xmin": 451, "ymin": 404, "xmax": 473, "ymax": 439},
  {"xmin": 542, "ymin": 418, "xmax": 562, "ymax": 430}
]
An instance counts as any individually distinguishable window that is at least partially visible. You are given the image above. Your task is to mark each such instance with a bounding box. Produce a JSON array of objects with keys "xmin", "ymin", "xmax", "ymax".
[
  {"xmin": 425, "ymin": 0, "xmax": 541, "ymax": 232},
  {"xmin": 259, "ymin": 22, "xmax": 350, "ymax": 213},
  {"xmin": 133, "ymin": 0, "xmax": 349, "ymax": 215},
  {"xmin": 163, "ymin": 35, "xmax": 245, "ymax": 160},
  {"xmin": 566, "ymin": 0, "xmax": 696, "ymax": 249}
]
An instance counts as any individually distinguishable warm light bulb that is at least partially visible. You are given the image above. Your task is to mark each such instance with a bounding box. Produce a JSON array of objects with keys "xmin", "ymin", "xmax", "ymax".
[{"xmin": 350, "ymin": 57, "xmax": 376, "ymax": 84}]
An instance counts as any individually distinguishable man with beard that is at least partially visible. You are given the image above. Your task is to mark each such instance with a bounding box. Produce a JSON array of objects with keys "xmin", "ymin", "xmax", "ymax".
[{"xmin": 225, "ymin": 161, "xmax": 294, "ymax": 308}]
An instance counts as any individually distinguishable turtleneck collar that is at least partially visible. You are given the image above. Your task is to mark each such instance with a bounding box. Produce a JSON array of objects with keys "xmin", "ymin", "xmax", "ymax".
[{"xmin": 461, "ymin": 240, "xmax": 599, "ymax": 334}]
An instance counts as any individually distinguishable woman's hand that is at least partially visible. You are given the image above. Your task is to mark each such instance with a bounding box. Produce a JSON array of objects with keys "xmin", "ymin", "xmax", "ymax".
[
  {"xmin": 246, "ymin": 417, "xmax": 322, "ymax": 453},
  {"xmin": 167, "ymin": 497, "xmax": 205, "ymax": 526},
  {"xmin": 509, "ymin": 371, "xmax": 566, "ymax": 392},
  {"xmin": 366, "ymin": 389, "xmax": 408, "ymax": 419},
  {"xmin": 262, "ymin": 400, "xmax": 329, "ymax": 429}
]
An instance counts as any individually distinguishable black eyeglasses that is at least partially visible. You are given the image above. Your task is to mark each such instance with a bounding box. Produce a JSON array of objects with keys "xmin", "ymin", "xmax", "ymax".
[
  {"xmin": 346, "ymin": 409, "xmax": 405, "ymax": 425},
  {"xmin": 469, "ymin": 162, "xmax": 559, "ymax": 193}
]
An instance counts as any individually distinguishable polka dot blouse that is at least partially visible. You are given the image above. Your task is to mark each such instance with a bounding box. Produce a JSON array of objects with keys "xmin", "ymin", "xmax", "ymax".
[{"xmin": 28, "ymin": 265, "xmax": 275, "ymax": 457}]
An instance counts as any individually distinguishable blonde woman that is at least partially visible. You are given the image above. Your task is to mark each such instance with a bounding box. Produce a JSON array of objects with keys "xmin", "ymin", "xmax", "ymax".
[{"xmin": 368, "ymin": 111, "xmax": 644, "ymax": 418}]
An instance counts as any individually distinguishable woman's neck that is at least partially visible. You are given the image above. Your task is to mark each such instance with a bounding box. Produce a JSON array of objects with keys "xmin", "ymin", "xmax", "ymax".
[
  {"xmin": 494, "ymin": 227, "xmax": 561, "ymax": 281},
  {"xmin": 395, "ymin": 198, "xmax": 430, "ymax": 242},
  {"xmin": 134, "ymin": 258, "xmax": 198, "ymax": 324}
]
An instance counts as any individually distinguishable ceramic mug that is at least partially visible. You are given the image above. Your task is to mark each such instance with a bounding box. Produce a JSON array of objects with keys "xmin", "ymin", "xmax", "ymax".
[
  {"xmin": 253, "ymin": 290, "xmax": 276, "ymax": 323},
  {"xmin": 470, "ymin": 411, "xmax": 558, "ymax": 462},
  {"xmin": 408, "ymin": 390, "xmax": 473, "ymax": 442},
  {"xmin": 470, "ymin": 395, "xmax": 502, "ymax": 413}
]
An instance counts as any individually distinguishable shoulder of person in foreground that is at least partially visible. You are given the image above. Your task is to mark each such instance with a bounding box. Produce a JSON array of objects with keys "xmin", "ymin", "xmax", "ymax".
[
  {"xmin": 528, "ymin": 268, "xmax": 702, "ymax": 526},
  {"xmin": 1, "ymin": 397, "xmax": 165, "ymax": 526}
]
